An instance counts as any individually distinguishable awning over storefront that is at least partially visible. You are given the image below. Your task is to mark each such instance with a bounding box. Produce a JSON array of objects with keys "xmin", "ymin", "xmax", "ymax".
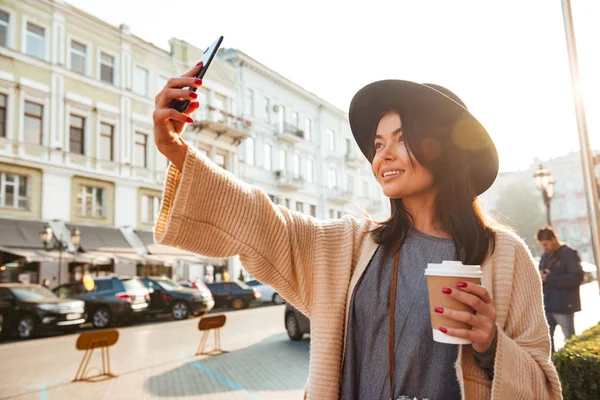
[
  {"xmin": 136, "ymin": 230, "xmax": 226, "ymax": 266},
  {"xmin": 0, "ymin": 246, "xmax": 45, "ymax": 263},
  {"xmin": 67, "ymin": 224, "xmax": 141, "ymax": 265},
  {"xmin": 0, "ymin": 218, "xmax": 48, "ymax": 264}
]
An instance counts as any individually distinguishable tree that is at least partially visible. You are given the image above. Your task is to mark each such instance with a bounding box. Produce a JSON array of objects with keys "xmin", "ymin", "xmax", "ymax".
[{"xmin": 491, "ymin": 179, "xmax": 547, "ymax": 255}]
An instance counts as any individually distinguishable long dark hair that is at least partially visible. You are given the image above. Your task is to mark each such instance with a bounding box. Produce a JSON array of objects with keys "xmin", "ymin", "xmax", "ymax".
[{"xmin": 369, "ymin": 105, "xmax": 496, "ymax": 265}]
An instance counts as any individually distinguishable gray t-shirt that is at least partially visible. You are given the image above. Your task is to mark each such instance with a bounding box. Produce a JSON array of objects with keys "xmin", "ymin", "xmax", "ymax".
[{"xmin": 340, "ymin": 230, "xmax": 461, "ymax": 400}]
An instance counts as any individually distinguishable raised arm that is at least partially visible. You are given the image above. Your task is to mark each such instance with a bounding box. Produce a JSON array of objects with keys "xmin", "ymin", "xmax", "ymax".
[{"xmin": 151, "ymin": 64, "xmax": 359, "ymax": 317}]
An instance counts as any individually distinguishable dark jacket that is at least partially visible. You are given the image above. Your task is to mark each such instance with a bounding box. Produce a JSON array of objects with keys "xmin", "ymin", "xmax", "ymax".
[{"xmin": 539, "ymin": 245, "xmax": 584, "ymax": 314}]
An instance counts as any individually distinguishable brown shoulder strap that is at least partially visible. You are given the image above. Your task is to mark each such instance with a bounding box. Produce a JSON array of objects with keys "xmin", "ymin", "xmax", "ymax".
[{"xmin": 389, "ymin": 250, "xmax": 400, "ymax": 398}]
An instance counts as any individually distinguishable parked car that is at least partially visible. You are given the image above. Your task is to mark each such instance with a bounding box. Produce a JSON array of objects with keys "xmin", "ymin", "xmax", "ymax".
[
  {"xmin": 54, "ymin": 276, "xmax": 149, "ymax": 329},
  {"xmin": 246, "ymin": 279, "xmax": 285, "ymax": 305},
  {"xmin": 284, "ymin": 302, "xmax": 310, "ymax": 341},
  {"xmin": 140, "ymin": 277, "xmax": 214, "ymax": 320},
  {"xmin": 0, "ymin": 283, "xmax": 86, "ymax": 339},
  {"xmin": 582, "ymin": 261, "xmax": 598, "ymax": 283},
  {"xmin": 207, "ymin": 281, "xmax": 260, "ymax": 310}
]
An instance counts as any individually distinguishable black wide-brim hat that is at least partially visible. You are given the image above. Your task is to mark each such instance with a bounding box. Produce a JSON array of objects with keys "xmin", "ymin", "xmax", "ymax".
[{"xmin": 349, "ymin": 80, "xmax": 499, "ymax": 195}]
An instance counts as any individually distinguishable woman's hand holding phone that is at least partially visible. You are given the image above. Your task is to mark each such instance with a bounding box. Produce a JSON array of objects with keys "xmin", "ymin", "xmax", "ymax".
[{"xmin": 152, "ymin": 62, "xmax": 204, "ymax": 171}]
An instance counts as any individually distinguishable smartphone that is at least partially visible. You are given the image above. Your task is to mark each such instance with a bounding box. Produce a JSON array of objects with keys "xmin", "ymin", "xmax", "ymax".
[{"xmin": 170, "ymin": 35, "xmax": 224, "ymax": 113}]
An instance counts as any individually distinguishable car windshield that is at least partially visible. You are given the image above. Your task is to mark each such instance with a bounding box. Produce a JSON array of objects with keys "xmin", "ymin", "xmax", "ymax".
[
  {"xmin": 156, "ymin": 278, "xmax": 182, "ymax": 291},
  {"xmin": 122, "ymin": 278, "xmax": 146, "ymax": 291},
  {"xmin": 245, "ymin": 280, "xmax": 260, "ymax": 287},
  {"xmin": 11, "ymin": 286, "xmax": 57, "ymax": 301},
  {"xmin": 236, "ymin": 280, "xmax": 251, "ymax": 290},
  {"xmin": 195, "ymin": 280, "xmax": 210, "ymax": 291}
]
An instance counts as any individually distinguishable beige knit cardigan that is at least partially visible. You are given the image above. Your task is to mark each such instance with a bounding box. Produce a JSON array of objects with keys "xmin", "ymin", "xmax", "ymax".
[{"xmin": 155, "ymin": 149, "xmax": 563, "ymax": 400}]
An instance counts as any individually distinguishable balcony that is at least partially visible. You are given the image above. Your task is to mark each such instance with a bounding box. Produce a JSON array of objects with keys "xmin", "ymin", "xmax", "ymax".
[
  {"xmin": 345, "ymin": 151, "xmax": 365, "ymax": 169},
  {"xmin": 274, "ymin": 122, "xmax": 304, "ymax": 143},
  {"xmin": 327, "ymin": 188, "xmax": 353, "ymax": 204},
  {"xmin": 189, "ymin": 105, "xmax": 252, "ymax": 144},
  {"xmin": 275, "ymin": 170, "xmax": 304, "ymax": 191}
]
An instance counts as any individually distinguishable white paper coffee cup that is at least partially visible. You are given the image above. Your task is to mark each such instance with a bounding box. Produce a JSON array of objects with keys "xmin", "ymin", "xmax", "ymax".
[{"xmin": 425, "ymin": 261, "xmax": 483, "ymax": 345}]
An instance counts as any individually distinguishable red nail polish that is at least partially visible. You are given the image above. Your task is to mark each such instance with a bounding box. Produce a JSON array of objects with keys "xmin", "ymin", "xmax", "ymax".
[
  {"xmin": 186, "ymin": 117, "xmax": 194, "ymax": 123},
  {"xmin": 189, "ymin": 92, "xmax": 198, "ymax": 99},
  {"xmin": 194, "ymin": 78, "xmax": 202, "ymax": 85},
  {"xmin": 196, "ymin": 61, "xmax": 203, "ymax": 67},
  {"xmin": 457, "ymin": 281, "xmax": 468, "ymax": 288},
  {"xmin": 434, "ymin": 306, "xmax": 444, "ymax": 314},
  {"xmin": 442, "ymin": 287, "xmax": 452, "ymax": 294},
  {"xmin": 439, "ymin": 327, "xmax": 448, "ymax": 333}
]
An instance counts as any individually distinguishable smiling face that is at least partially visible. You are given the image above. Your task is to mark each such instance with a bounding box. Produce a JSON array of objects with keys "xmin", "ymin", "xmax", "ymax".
[{"xmin": 372, "ymin": 111, "xmax": 436, "ymax": 200}]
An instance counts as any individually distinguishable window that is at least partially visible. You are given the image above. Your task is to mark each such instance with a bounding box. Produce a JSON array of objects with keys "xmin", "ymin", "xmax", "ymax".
[
  {"xmin": 310, "ymin": 205, "xmax": 316, "ymax": 217},
  {"xmin": 264, "ymin": 97, "xmax": 270, "ymax": 121},
  {"xmin": 134, "ymin": 132, "xmax": 147, "ymax": 168},
  {"xmin": 215, "ymin": 153, "xmax": 226, "ymax": 169},
  {"xmin": 134, "ymin": 66, "xmax": 149, "ymax": 96},
  {"xmin": 305, "ymin": 118, "xmax": 311, "ymax": 141},
  {"xmin": 156, "ymin": 75, "xmax": 169, "ymax": 96},
  {"xmin": 213, "ymin": 93, "xmax": 225, "ymax": 112},
  {"xmin": 141, "ymin": 195, "xmax": 161, "ymax": 224},
  {"xmin": 77, "ymin": 185, "xmax": 104, "ymax": 218},
  {"xmin": 0, "ymin": 172, "xmax": 29, "ymax": 210},
  {"xmin": 362, "ymin": 180, "xmax": 369, "ymax": 197},
  {"xmin": 306, "ymin": 159, "xmax": 314, "ymax": 183},
  {"xmin": 278, "ymin": 105, "xmax": 286, "ymax": 133},
  {"xmin": 0, "ymin": 10, "xmax": 9, "ymax": 47},
  {"xmin": 26, "ymin": 22, "xmax": 45, "ymax": 59},
  {"xmin": 245, "ymin": 89, "xmax": 254, "ymax": 116},
  {"xmin": 346, "ymin": 138, "xmax": 352, "ymax": 154},
  {"xmin": 347, "ymin": 175, "xmax": 354, "ymax": 193},
  {"xmin": 291, "ymin": 111, "xmax": 298, "ymax": 128},
  {"xmin": 69, "ymin": 115, "xmax": 85, "ymax": 155},
  {"xmin": 245, "ymin": 137, "xmax": 255, "ymax": 166},
  {"xmin": 0, "ymin": 93, "xmax": 6, "ymax": 137},
  {"xmin": 329, "ymin": 168, "xmax": 337, "ymax": 188},
  {"xmin": 264, "ymin": 144, "xmax": 272, "ymax": 171},
  {"xmin": 99, "ymin": 123, "xmax": 114, "ymax": 161},
  {"xmin": 23, "ymin": 101, "xmax": 43, "ymax": 145},
  {"xmin": 329, "ymin": 209, "xmax": 335, "ymax": 219},
  {"xmin": 337, "ymin": 211, "xmax": 342, "ymax": 219},
  {"xmin": 100, "ymin": 52, "xmax": 115, "ymax": 84},
  {"xmin": 279, "ymin": 149, "xmax": 287, "ymax": 171},
  {"xmin": 293, "ymin": 154, "xmax": 301, "ymax": 179},
  {"xmin": 285, "ymin": 198, "xmax": 290, "ymax": 208},
  {"xmin": 296, "ymin": 202, "xmax": 303, "ymax": 213},
  {"xmin": 327, "ymin": 128, "xmax": 335, "ymax": 151},
  {"xmin": 70, "ymin": 40, "xmax": 87, "ymax": 74}
]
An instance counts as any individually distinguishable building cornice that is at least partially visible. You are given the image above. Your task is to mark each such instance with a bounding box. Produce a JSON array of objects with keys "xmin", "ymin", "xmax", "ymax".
[{"xmin": 219, "ymin": 49, "xmax": 347, "ymax": 118}]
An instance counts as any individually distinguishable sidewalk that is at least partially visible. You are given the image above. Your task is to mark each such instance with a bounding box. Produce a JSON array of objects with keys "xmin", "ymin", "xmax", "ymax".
[{"xmin": 553, "ymin": 281, "xmax": 599, "ymax": 350}]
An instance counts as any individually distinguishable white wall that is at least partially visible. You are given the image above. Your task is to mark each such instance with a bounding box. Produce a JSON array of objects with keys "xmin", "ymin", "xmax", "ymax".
[
  {"xmin": 114, "ymin": 184, "xmax": 138, "ymax": 227},
  {"xmin": 115, "ymin": 263, "xmax": 135, "ymax": 277},
  {"xmin": 41, "ymin": 173, "xmax": 72, "ymax": 221}
]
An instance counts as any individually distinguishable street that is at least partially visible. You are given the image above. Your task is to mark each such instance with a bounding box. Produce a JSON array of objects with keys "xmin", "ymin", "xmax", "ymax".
[
  {"xmin": 0, "ymin": 283, "xmax": 598, "ymax": 400},
  {"xmin": 0, "ymin": 304, "xmax": 309, "ymax": 400}
]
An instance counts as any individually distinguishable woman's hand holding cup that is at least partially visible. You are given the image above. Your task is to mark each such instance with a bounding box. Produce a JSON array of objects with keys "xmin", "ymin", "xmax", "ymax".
[
  {"xmin": 152, "ymin": 62, "xmax": 204, "ymax": 170},
  {"xmin": 436, "ymin": 282, "xmax": 498, "ymax": 353}
]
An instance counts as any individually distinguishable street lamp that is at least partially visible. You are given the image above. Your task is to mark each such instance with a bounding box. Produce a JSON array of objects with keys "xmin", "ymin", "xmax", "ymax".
[
  {"xmin": 534, "ymin": 164, "xmax": 556, "ymax": 226},
  {"xmin": 40, "ymin": 224, "xmax": 81, "ymax": 285}
]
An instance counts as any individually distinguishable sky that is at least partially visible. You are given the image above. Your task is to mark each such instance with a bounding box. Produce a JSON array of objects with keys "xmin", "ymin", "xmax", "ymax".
[{"xmin": 65, "ymin": 0, "xmax": 599, "ymax": 173}]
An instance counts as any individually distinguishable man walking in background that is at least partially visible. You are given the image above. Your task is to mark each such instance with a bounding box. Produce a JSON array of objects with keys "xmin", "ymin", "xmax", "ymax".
[{"xmin": 537, "ymin": 226, "xmax": 584, "ymax": 353}]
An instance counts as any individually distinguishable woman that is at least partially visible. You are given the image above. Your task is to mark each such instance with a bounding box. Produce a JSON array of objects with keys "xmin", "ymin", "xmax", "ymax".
[{"xmin": 152, "ymin": 63, "xmax": 562, "ymax": 399}]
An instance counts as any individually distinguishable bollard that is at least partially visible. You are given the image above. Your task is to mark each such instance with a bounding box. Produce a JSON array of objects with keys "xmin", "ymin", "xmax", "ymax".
[
  {"xmin": 196, "ymin": 315, "xmax": 228, "ymax": 356},
  {"xmin": 73, "ymin": 329, "xmax": 119, "ymax": 382}
]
